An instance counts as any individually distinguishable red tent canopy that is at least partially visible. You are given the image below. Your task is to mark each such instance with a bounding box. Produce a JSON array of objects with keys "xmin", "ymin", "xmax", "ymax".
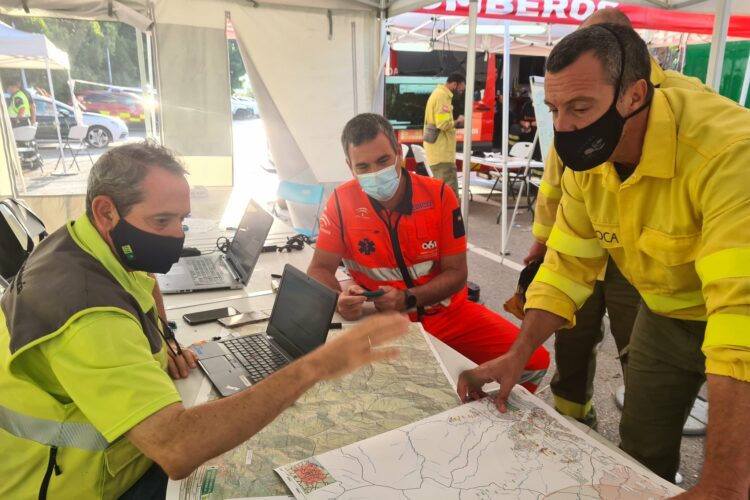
[{"xmin": 418, "ymin": 1, "xmax": 750, "ymax": 38}]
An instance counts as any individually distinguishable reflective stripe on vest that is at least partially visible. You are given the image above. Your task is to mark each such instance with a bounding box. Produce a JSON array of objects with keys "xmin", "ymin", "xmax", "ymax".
[
  {"xmin": 0, "ymin": 404, "xmax": 109, "ymax": 451},
  {"xmin": 343, "ymin": 258, "xmax": 435, "ymax": 283},
  {"xmin": 640, "ymin": 289, "xmax": 704, "ymax": 314}
]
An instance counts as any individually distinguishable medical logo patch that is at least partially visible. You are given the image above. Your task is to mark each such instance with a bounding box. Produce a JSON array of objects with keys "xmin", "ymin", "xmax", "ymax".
[{"xmin": 358, "ymin": 238, "xmax": 376, "ymax": 255}]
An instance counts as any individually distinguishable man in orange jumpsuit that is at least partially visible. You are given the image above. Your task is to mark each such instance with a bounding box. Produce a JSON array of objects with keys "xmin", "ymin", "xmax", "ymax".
[{"xmin": 308, "ymin": 113, "xmax": 549, "ymax": 391}]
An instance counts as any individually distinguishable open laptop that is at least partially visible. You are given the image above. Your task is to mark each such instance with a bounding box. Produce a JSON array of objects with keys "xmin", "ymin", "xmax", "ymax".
[
  {"xmin": 157, "ymin": 199, "xmax": 273, "ymax": 294},
  {"xmin": 191, "ymin": 264, "xmax": 338, "ymax": 397}
]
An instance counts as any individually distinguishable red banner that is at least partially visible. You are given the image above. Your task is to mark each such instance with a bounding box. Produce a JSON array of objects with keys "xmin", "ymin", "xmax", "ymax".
[{"xmin": 417, "ymin": 1, "xmax": 750, "ymax": 38}]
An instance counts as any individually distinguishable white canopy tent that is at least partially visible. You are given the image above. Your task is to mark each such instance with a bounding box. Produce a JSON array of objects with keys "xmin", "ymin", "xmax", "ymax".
[
  {"xmin": 0, "ymin": 0, "xmax": 745, "ymax": 232},
  {"xmin": 0, "ymin": 21, "xmax": 76, "ymax": 192}
]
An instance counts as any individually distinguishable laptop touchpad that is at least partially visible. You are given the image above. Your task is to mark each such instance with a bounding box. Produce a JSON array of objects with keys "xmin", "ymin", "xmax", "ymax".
[{"xmin": 201, "ymin": 356, "xmax": 233, "ymax": 374}]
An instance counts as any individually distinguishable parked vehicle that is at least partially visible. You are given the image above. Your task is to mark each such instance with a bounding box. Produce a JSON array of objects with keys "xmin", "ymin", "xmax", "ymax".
[
  {"xmin": 231, "ymin": 96, "xmax": 259, "ymax": 119},
  {"xmin": 33, "ymin": 96, "xmax": 129, "ymax": 148},
  {"xmin": 76, "ymin": 90, "xmax": 145, "ymax": 127}
]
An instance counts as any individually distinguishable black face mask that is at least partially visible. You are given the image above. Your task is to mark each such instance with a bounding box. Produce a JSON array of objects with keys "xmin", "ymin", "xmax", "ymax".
[
  {"xmin": 110, "ymin": 217, "xmax": 184, "ymax": 274},
  {"xmin": 553, "ymin": 26, "xmax": 652, "ymax": 172}
]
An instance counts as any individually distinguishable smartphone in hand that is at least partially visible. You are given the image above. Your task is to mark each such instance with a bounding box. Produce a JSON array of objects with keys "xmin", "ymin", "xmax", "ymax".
[
  {"xmin": 217, "ymin": 311, "xmax": 270, "ymax": 328},
  {"xmin": 357, "ymin": 289, "xmax": 385, "ymax": 299}
]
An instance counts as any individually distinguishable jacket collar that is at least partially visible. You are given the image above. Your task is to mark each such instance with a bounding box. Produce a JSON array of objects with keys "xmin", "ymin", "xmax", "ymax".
[{"xmin": 588, "ymin": 89, "xmax": 676, "ymax": 190}]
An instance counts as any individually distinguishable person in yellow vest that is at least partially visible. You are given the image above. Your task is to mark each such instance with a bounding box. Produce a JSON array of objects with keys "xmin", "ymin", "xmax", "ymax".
[
  {"xmin": 524, "ymin": 7, "xmax": 717, "ymax": 430},
  {"xmin": 7, "ymin": 80, "xmax": 31, "ymax": 127},
  {"xmin": 423, "ymin": 72, "xmax": 465, "ymax": 199},
  {"xmin": 0, "ymin": 141, "xmax": 408, "ymax": 499},
  {"xmin": 459, "ymin": 24, "xmax": 750, "ymax": 497}
]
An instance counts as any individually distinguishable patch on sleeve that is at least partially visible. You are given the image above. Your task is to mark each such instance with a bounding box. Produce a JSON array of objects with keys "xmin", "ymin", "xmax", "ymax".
[{"xmin": 452, "ymin": 208, "xmax": 465, "ymax": 239}]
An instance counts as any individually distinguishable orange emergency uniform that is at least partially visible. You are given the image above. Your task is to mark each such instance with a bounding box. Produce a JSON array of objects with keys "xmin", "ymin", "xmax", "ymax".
[{"xmin": 317, "ymin": 170, "xmax": 549, "ymax": 391}]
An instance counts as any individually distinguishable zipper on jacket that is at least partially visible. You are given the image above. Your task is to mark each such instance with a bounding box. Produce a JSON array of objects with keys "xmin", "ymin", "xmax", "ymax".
[{"xmin": 38, "ymin": 445, "xmax": 62, "ymax": 500}]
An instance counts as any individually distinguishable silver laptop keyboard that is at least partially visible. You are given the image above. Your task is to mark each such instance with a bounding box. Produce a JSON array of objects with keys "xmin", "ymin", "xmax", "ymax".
[
  {"xmin": 187, "ymin": 258, "xmax": 224, "ymax": 285},
  {"xmin": 223, "ymin": 336, "xmax": 289, "ymax": 384}
]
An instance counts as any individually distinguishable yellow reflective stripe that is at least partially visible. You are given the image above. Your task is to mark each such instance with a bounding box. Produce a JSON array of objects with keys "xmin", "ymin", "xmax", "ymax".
[
  {"xmin": 547, "ymin": 226, "xmax": 605, "ymax": 259},
  {"xmin": 553, "ymin": 394, "xmax": 593, "ymax": 420},
  {"xmin": 534, "ymin": 266, "xmax": 592, "ymax": 308},
  {"xmin": 435, "ymin": 112, "xmax": 452, "ymax": 122},
  {"xmin": 696, "ymin": 248, "xmax": 750, "ymax": 286},
  {"xmin": 704, "ymin": 314, "xmax": 750, "ymax": 349},
  {"xmin": 532, "ymin": 222, "xmax": 552, "ymax": 240},
  {"xmin": 641, "ymin": 289, "xmax": 704, "ymax": 313},
  {"xmin": 539, "ymin": 180, "xmax": 562, "ymax": 199},
  {"xmin": 100, "ymin": 110, "xmax": 111, "ymax": 115}
]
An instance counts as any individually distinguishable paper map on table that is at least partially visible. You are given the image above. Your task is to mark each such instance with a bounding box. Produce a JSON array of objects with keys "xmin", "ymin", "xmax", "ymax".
[
  {"xmin": 170, "ymin": 324, "xmax": 460, "ymax": 499},
  {"xmin": 276, "ymin": 388, "xmax": 683, "ymax": 499}
]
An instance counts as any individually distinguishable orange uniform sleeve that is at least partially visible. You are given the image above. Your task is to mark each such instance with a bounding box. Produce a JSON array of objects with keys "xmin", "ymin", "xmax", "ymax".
[{"xmin": 315, "ymin": 190, "xmax": 346, "ymax": 255}]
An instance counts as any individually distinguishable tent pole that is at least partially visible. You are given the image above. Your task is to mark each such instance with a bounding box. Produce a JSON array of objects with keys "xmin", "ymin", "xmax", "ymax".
[
  {"xmin": 47, "ymin": 59, "xmax": 70, "ymax": 176},
  {"xmin": 136, "ymin": 30, "xmax": 153, "ymax": 140},
  {"xmin": 740, "ymin": 47, "xmax": 750, "ymax": 107},
  {"xmin": 460, "ymin": 0, "xmax": 477, "ymax": 233},
  {"xmin": 500, "ymin": 21, "xmax": 510, "ymax": 256},
  {"xmin": 706, "ymin": 0, "xmax": 732, "ymax": 91}
]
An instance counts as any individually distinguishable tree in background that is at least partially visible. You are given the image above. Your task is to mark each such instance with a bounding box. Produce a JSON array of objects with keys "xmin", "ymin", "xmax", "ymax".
[{"xmin": 0, "ymin": 15, "xmax": 138, "ymax": 103}]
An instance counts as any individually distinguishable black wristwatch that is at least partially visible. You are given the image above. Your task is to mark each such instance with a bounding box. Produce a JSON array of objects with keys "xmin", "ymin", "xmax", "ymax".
[{"xmin": 403, "ymin": 289, "xmax": 418, "ymax": 310}]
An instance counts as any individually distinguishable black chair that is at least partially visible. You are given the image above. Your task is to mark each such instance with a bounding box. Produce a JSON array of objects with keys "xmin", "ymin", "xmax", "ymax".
[{"xmin": 0, "ymin": 199, "xmax": 47, "ymax": 281}]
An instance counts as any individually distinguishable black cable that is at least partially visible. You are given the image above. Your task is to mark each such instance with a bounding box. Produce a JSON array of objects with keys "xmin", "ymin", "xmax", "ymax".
[{"xmin": 216, "ymin": 236, "xmax": 231, "ymax": 253}]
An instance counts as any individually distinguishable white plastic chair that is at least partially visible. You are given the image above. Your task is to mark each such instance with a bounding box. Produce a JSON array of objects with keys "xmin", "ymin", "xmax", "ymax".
[
  {"xmin": 56, "ymin": 125, "xmax": 92, "ymax": 171},
  {"xmin": 509, "ymin": 141, "xmax": 534, "ymax": 159},
  {"xmin": 12, "ymin": 126, "xmax": 42, "ymax": 172},
  {"xmin": 410, "ymin": 144, "xmax": 433, "ymax": 177},
  {"xmin": 400, "ymin": 143, "xmax": 409, "ymax": 163}
]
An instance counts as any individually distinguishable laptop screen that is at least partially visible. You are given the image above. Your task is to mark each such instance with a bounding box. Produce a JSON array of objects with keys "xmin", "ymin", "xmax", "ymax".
[
  {"xmin": 267, "ymin": 265, "xmax": 338, "ymax": 358},
  {"xmin": 227, "ymin": 200, "xmax": 274, "ymax": 284}
]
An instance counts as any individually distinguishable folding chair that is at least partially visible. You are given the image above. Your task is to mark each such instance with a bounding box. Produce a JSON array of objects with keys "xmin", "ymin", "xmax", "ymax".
[
  {"xmin": 55, "ymin": 125, "xmax": 91, "ymax": 172},
  {"xmin": 275, "ymin": 180, "xmax": 324, "ymax": 238},
  {"xmin": 400, "ymin": 143, "xmax": 409, "ymax": 167},
  {"xmin": 410, "ymin": 144, "xmax": 433, "ymax": 177},
  {"xmin": 12, "ymin": 125, "xmax": 43, "ymax": 172},
  {"xmin": 0, "ymin": 198, "xmax": 47, "ymax": 280},
  {"xmin": 486, "ymin": 141, "xmax": 534, "ymax": 201}
]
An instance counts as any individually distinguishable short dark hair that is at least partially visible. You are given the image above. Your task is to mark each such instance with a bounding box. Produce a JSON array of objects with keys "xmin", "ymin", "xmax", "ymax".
[
  {"xmin": 546, "ymin": 23, "xmax": 650, "ymax": 98},
  {"xmin": 340, "ymin": 113, "xmax": 399, "ymax": 158},
  {"xmin": 86, "ymin": 141, "xmax": 187, "ymax": 218},
  {"xmin": 447, "ymin": 72, "xmax": 466, "ymax": 85}
]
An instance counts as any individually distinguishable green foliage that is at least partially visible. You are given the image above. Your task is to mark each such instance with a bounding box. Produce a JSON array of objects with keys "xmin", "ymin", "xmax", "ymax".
[
  {"xmin": 228, "ymin": 39, "xmax": 248, "ymax": 92},
  {"xmin": 0, "ymin": 15, "xmax": 139, "ymax": 103}
]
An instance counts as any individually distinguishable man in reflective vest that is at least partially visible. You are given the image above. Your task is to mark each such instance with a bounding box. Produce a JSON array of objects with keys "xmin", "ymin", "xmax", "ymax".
[
  {"xmin": 423, "ymin": 72, "xmax": 465, "ymax": 199},
  {"xmin": 524, "ymin": 7, "xmax": 716, "ymax": 429},
  {"xmin": 459, "ymin": 24, "xmax": 750, "ymax": 497},
  {"xmin": 308, "ymin": 113, "xmax": 549, "ymax": 393},
  {"xmin": 0, "ymin": 142, "xmax": 409, "ymax": 499},
  {"xmin": 7, "ymin": 80, "xmax": 31, "ymax": 127}
]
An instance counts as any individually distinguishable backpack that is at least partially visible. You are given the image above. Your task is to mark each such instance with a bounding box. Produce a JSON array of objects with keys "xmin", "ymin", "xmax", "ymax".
[{"xmin": 0, "ymin": 199, "xmax": 47, "ymax": 280}]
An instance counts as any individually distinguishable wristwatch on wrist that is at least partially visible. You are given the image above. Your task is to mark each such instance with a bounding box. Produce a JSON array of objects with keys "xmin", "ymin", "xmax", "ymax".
[{"xmin": 403, "ymin": 289, "xmax": 418, "ymax": 310}]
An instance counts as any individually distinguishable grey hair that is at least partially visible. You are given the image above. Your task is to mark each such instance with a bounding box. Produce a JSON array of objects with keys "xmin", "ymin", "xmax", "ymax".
[
  {"xmin": 341, "ymin": 113, "xmax": 399, "ymax": 158},
  {"xmin": 546, "ymin": 23, "xmax": 650, "ymax": 98},
  {"xmin": 85, "ymin": 141, "xmax": 187, "ymax": 218}
]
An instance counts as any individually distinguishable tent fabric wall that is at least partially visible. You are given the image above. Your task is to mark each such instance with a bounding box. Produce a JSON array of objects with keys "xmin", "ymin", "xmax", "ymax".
[
  {"xmin": 153, "ymin": 20, "xmax": 233, "ymax": 186},
  {"xmin": 229, "ymin": 4, "xmax": 380, "ymax": 184},
  {"xmin": 0, "ymin": 0, "xmax": 152, "ymax": 31}
]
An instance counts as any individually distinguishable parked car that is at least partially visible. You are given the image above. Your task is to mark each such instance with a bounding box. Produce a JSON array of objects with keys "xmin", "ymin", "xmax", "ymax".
[
  {"xmin": 76, "ymin": 90, "xmax": 145, "ymax": 127},
  {"xmin": 33, "ymin": 96, "xmax": 129, "ymax": 148},
  {"xmin": 231, "ymin": 96, "xmax": 258, "ymax": 119}
]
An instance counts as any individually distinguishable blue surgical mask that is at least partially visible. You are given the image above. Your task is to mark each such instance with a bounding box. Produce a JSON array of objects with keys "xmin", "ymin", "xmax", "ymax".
[{"xmin": 357, "ymin": 164, "xmax": 401, "ymax": 201}]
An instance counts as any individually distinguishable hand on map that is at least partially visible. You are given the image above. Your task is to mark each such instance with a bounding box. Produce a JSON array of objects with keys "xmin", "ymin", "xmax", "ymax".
[
  {"xmin": 337, "ymin": 284, "xmax": 368, "ymax": 320},
  {"xmin": 457, "ymin": 352, "xmax": 526, "ymax": 413},
  {"xmin": 310, "ymin": 312, "xmax": 408, "ymax": 381}
]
